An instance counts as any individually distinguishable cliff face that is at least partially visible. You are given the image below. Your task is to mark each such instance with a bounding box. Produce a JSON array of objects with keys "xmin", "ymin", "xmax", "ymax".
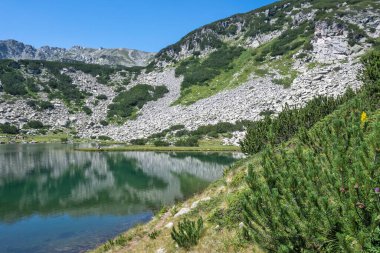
[
  {"xmin": 0, "ymin": 40, "xmax": 155, "ymax": 67},
  {"xmin": 0, "ymin": 0, "xmax": 379, "ymax": 142}
]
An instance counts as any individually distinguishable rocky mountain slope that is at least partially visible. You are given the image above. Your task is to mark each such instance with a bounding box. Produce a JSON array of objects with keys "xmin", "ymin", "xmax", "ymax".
[
  {"xmin": 0, "ymin": 0, "xmax": 379, "ymax": 143},
  {"xmin": 0, "ymin": 39, "xmax": 155, "ymax": 67}
]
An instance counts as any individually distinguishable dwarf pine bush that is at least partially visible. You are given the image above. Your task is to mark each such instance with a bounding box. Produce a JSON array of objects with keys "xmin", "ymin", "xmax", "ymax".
[
  {"xmin": 240, "ymin": 93, "xmax": 355, "ymax": 155},
  {"xmin": 243, "ymin": 105, "xmax": 380, "ymax": 252},
  {"xmin": 242, "ymin": 50, "xmax": 380, "ymax": 252},
  {"xmin": 171, "ymin": 217, "xmax": 204, "ymax": 249}
]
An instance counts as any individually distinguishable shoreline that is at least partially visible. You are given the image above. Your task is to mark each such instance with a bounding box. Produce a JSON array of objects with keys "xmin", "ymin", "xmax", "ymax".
[
  {"xmin": 75, "ymin": 145, "xmax": 241, "ymax": 152},
  {"xmin": 1, "ymin": 135, "xmax": 241, "ymax": 153}
]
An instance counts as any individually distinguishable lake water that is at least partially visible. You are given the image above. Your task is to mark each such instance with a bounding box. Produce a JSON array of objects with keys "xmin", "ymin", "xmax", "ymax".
[{"xmin": 0, "ymin": 144, "xmax": 240, "ymax": 253}]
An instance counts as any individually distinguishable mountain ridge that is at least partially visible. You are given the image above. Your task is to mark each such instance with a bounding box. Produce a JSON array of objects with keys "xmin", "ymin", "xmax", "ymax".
[
  {"xmin": 149, "ymin": 0, "xmax": 379, "ymax": 68},
  {"xmin": 0, "ymin": 39, "xmax": 155, "ymax": 67}
]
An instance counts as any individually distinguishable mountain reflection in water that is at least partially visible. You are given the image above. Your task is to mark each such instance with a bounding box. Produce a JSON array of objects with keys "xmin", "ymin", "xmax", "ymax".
[{"xmin": 0, "ymin": 144, "xmax": 240, "ymax": 253}]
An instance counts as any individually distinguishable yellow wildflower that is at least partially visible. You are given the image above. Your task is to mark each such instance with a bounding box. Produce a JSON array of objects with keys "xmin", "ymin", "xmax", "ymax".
[
  {"xmin": 361, "ymin": 112, "xmax": 367, "ymax": 123},
  {"xmin": 360, "ymin": 112, "xmax": 367, "ymax": 128}
]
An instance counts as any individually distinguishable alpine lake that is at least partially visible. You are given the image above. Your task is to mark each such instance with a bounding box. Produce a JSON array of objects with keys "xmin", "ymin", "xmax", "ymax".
[{"xmin": 0, "ymin": 144, "xmax": 241, "ymax": 253}]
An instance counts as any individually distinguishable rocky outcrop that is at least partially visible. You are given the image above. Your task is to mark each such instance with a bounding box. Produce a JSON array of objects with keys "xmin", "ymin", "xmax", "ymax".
[
  {"xmin": 0, "ymin": 40, "xmax": 155, "ymax": 67},
  {"xmin": 312, "ymin": 22, "xmax": 351, "ymax": 63}
]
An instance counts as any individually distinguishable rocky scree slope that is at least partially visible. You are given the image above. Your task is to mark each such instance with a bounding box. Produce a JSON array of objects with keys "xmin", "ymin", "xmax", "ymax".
[
  {"xmin": 0, "ymin": 40, "xmax": 155, "ymax": 67},
  {"xmin": 0, "ymin": 0, "xmax": 379, "ymax": 143}
]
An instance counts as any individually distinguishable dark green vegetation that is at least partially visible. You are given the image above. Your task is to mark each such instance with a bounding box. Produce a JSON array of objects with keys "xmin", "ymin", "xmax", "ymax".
[
  {"xmin": 240, "ymin": 91, "xmax": 356, "ymax": 154},
  {"xmin": 96, "ymin": 94, "xmax": 108, "ymax": 100},
  {"xmin": 82, "ymin": 106, "xmax": 93, "ymax": 115},
  {"xmin": 100, "ymin": 120, "xmax": 109, "ymax": 126},
  {"xmin": 98, "ymin": 135, "xmax": 113, "ymax": 141},
  {"xmin": 0, "ymin": 60, "xmax": 85, "ymax": 106},
  {"xmin": 143, "ymin": 121, "xmax": 252, "ymax": 147},
  {"xmin": 153, "ymin": 139, "xmax": 170, "ymax": 147},
  {"xmin": 0, "ymin": 70, "xmax": 27, "ymax": 95},
  {"xmin": 240, "ymin": 50, "xmax": 380, "ymax": 252},
  {"xmin": 174, "ymin": 136, "xmax": 200, "ymax": 147},
  {"xmin": 107, "ymin": 84, "xmax": 168, "ymax": 122},
  {"xmin": 254, "ymin": 21, "xmax": 314, "ymax": 62},
  {"xmin": 0, "ymin": 59, "xmax": 143, "ymax": 113},
  {"xmin": 171, "ymin": 217, "xmax": 204, "ymax": 249},
  {"xmin": 19, "ymin": 60, "xmax": 142, "ymax": 85},
  {"xmin": 148, "ymin": 124, "xmax": 185, "ymax": 139},
  {"xmin": 0, "ymin": 123, "xmax": 19, "ymax": 134},
  {"xmin": 129, "ymin": 138, "xmax": 148, "ymax": 145},
  {"xmin": 26, "ymin": 100, "xmax": 54, "ymax": 111},
  {"xmin": 148, "ymin": 230, "xmax": 161, "ymax": 240},
  {"xmin": 0, "ymin": 60, "xmax": 42, "ymax": 96},
  {"xmin": 24, "ymin": 120, "xmax": 45, "ymax": 129},
  {"xmin": 175, "ymin": 46, "xmax": 244, "ymax": 90}
]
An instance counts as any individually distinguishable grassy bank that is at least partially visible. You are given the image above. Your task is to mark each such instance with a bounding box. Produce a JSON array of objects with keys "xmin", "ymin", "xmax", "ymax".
[
  {"xmin": 75, "ymin": 141, "xmax": 240, "ymax": 152},
  {"xmin": 0, "ymin": 133, "xmax": 104, "ymax": 144},
  {"xmin": 0, "ymin": 133, "xmax": 71, "ymax": 144},
  {"xmin": 76, "ymin": 145, "xmax": 240, "ymax": 152},
  {"xmin": 0, "ymin": 133, "xmax": 240, "ymax": 152}
]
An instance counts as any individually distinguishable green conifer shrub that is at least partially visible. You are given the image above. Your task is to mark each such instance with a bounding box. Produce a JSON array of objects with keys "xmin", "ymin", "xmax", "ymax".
[
  {"xmin": 242, "ymin": 50, "xmax": 380, "ymax": 252},
  {"xmin": 174, "ymin": 136, "xmax": 200, "ymax": 147},
  {"xmin": 0, "ymin": 123, "xmax": 19, "ymax": 134},
  {"xmin": 171, "ymin": 217, "xmax": 204, "ymax": 249},
  {"xmin": 82, "ymin": 106, "xmax": 92, "ymax": 115},
  {"xmin": 240, "ymin": 92, "xmax": 356, "ymax": 155},
  {"xmin": 96, "ymin": 94, "xmax": 108, "ymax": 100},
  {"xmin": 175, "ymin": 46, "xmax": 244, "ymax": 90},
  {"xmin": 98, "ymin": 135, "xmax": 112, "ymax": 141},
  {"xmin": 130, "ymin": 138, "xmax": 148, "ymax": 145},
  {"xmin": 153, "ymin": 140, "xmax": 170, "ymax": 147},
  {"xmin": 243, "ymin": 105, "xmax": 380, "ymax": 252},
  {"xmin": 25, "ymin": 120, "xmax": 44, "ymax": 129},
  {"xmin": 107, "ymin": 84, "xmax": 168, "ymax": 120}
]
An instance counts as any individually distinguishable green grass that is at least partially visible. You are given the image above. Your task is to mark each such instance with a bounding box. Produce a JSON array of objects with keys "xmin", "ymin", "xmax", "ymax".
[
  {"xmin": 173, "ymin": 31, "xmax": 306, "ymax": 105},
  {"xmin": 75, "ymin": 144, "xmax": 240, "ymax": 152},
  {"xmin": 173, "ymin": 49, "xmax": 268, "ymax": 105},
  {"xmin": 76, "ymin": 138, "xmax": 239, "ymax": 152},
  {"xmin": 268, "ymin": 56, "xmax": 299, "ymax": 88},
  {"xmin": 0, "ymin": 132, "xmax": 71, "ymax": 143}
]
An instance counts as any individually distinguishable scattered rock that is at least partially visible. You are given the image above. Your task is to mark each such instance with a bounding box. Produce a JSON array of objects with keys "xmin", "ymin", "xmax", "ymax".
[
  {"xmin": 191, "ymin": 201, "xmax": 200, "ymax": 209},
  {"xmin": 174, "ymin": 207, "xmax": 191, "ymax": 218},
  {"xmin": 164, "ymin": 222, "xmax": 174, "ymax": 229},
  {"xmin": 156, "ymin": 248, "xmax": 166, "ymax": 253}
]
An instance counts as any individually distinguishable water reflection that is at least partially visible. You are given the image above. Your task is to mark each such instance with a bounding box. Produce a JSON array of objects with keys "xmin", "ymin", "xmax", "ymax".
[
  {"xmin": 0, "ymin": 144, "xmax": 240, "ymax": 252},
  {"xmin": 0, "ymin": 144, "xmax": 240, "ymax": 223}
]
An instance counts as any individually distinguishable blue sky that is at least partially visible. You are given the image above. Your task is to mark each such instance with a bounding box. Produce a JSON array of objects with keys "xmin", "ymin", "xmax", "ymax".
[{"xmin": 0, "ymin": 0, "xmax": 276, "ymax": 52}]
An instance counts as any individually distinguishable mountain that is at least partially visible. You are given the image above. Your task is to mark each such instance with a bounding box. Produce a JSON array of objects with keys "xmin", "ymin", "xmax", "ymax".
[
  {"xmin": 0, "ymin": 39, "xmax": 155, "ymax": 67},
  {"xmin": 0, "ymin": 0, "xmax": 379, "ymax": 144},
  {"xmin": 151, "ymin": 0, "xmax": 379, "ymax": 66}
]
